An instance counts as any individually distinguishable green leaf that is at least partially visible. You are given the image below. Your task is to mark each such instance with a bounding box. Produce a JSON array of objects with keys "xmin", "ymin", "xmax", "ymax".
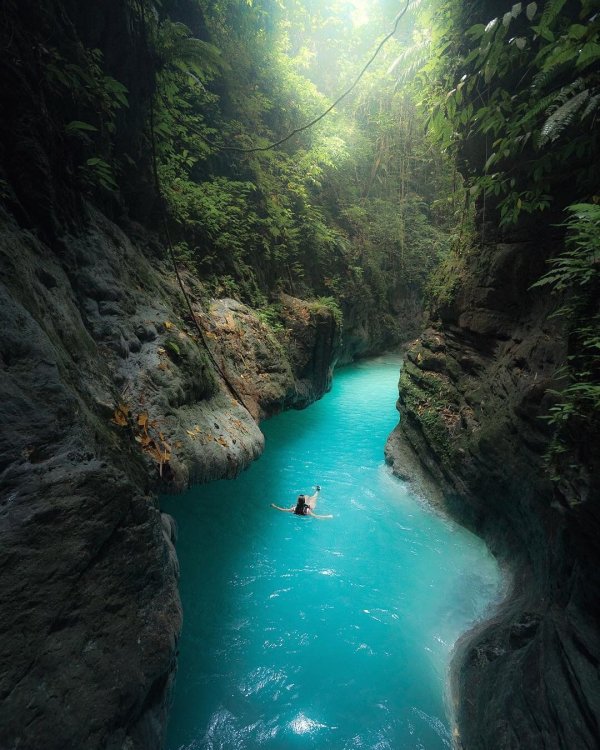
[
  {"xmin": 568, "ymin": 24, "xmax": 588, "ymax": 40},
  {"xmin": 540, "ymin": 89, "xmax": 589, "ymax": 144},
  {"xmin": 484, "ymin": 152, "xmax": 497, "ymax": 171},
  {"xmin": 577, "ymin": 42, "xmax": 600, "ymax": 69},
  {"xmin": 466, "ymin": 24, "xmax": 486, "ymax": 39},
  {"xmin": 104, "ymin": 77, "xmax": 128, "ymax": 94},
  {"xmin": 66, "ymin": 120, "xmax": 98, "ymax": 133},
  {"xmin": 540, "ymin": 0, "xmax": 567, "ymax": 30},
  {"xmin": 533, "ymin": 25, "xmax": 555, "ymax": 42}
]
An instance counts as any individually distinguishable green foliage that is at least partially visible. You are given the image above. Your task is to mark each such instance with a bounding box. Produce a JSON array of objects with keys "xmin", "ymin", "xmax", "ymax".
[
  {"xmin": 429, "ymin": 0, "xmax": 600, "ymax": 225},
  {"xmin": 151, "ymin": 14, "xmax": 223, "ymax": 179},
  {"xmin": 44, "ymin": 45, "xmax": 129, "ymax": 193},
  {"xmin": 140, "ymin": 0, "xmax": 456, "ymax": 333},
  {"xmin": 93, "ymin": 0, "xmax": 453, "ymax": 352},
  {"xmin": 311, "ymin": 297, "xmax": 343, "ymax": 328},
  {"xmin": 426, "ymin": 237, "xmax": 474, "ymax": 307},
  {"xmin": 532, "ymin": 203, "xmax": 600, "ymax": 425},
  {"xmin": 21, "ymin": 0, "xmax": 456, "ymax": 343},
  {"xmin": 256, "ymin": 304, "xmax": 286, "ymax": 334},
  {"xmin": 162, "ymin": 176, "xmax": 259, "ymax": 257},
  {"xmin": 46, "ymin": 47, "xmax": 129, "ymax": 133},
  {"xmin": 164, "ymin": 337, "xmax": 182, "ymax": 359},
  {"xmin": 82, "ymin": 157, "xmax": 118, "ymax": 191},
  {"xmin": 400, "ymin": 361, "xmax": 455, "ymax": 463},
  {"xmin": 532, "ymin": 203, "xmax": 600, "ymax": 292},
  {"xmin": 156, "ymin": 19, "xmax": 226, "ymax": 83}
]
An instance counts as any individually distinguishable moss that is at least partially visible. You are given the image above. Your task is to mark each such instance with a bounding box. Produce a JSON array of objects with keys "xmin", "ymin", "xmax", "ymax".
[
  {"xmin": 419, "ymin": 407, "xmax": 453, "ymax": 464},
  {"xmin": 445, "ymin": 355, "xmax": 462, "ymax": 382},
  {"xmin": 400, "ymin": 367, "xmax": 428, "ymax": 409},
  {"xmin": 164, "ymin": 337, "xmax": 182, "ymax": 360},
  {"xmin": 403, "ymin": 360, "xmax": 452, "ymax": 399},
  {"xmin": 309, "ymin": 296, "xmax": 343, "ymax": 328},
  {"xmin": 256, "ymin": 304, "xmax": 286, "ymax": 335},
  {"xmin": 400, "ymin": 363, "xmax": 456, "ymax": 466}
]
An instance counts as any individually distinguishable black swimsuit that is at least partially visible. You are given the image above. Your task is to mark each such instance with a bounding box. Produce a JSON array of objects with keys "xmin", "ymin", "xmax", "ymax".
[{"xmin": 294, "ymin": 504, "xmax": 309, "ymax": 516}]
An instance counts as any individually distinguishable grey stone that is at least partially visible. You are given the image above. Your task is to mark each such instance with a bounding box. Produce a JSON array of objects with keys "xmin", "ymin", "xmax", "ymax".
[
  {"xmin": 0, "ymin": 205, "xmax": 339, "ymax": 750},
  {"xmin": 135, "ymin": 322, "xmax": 157, "ymax": 342},
  {"xmin": 385, "ymin": 237, "xmax": 600, "ymax": 750}
]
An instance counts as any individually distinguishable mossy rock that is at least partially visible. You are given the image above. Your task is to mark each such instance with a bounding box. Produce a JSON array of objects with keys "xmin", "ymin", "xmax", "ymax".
[{"xmin": 164, "ymin": 337, "xmax": 182, "ymax": 360}]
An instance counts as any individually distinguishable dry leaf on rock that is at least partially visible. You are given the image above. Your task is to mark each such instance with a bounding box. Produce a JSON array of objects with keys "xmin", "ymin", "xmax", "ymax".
[{"xmin": 111, "ymin": 404, "xmax": 130, "ymax": 426}]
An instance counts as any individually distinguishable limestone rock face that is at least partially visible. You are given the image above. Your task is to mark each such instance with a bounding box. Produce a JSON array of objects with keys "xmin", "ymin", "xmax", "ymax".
[
  {"xmin": 0, "ymin": 206, "xmax": 339, "ymax": 750},
  {"xmin": 338, "ymin": 284, "xmax": 424, "ymax": 364},
  {"xmin": 385, "ymin": 239, "xmax": 600, "ymax": 749},
  {"xmin": 205, "ymin": 294, "xmax": 338, "ymax": 422}
]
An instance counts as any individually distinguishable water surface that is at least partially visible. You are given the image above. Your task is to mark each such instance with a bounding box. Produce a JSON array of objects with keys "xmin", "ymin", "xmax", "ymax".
[{"xmin": 162, "ymin": 355, "xmax": 501, "ymax": 749}]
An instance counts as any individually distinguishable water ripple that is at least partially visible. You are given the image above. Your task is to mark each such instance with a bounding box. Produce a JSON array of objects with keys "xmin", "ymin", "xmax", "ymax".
[{"xmin": 163, "ymin": 357, "xmax": 502, "ymax": 750}]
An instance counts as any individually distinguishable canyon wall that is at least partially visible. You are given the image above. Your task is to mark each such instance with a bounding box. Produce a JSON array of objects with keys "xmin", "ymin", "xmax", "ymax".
[
  {"xmin": 338, "ymin": 283, "xmax": 424, "ymax": 365},
  {"xmin": 0, "ymin": 206, "xmax": 339, "ymax": 750},
  {"xmin": 385, "ymin": 235, "xmax": 600, "ymax": 749}
]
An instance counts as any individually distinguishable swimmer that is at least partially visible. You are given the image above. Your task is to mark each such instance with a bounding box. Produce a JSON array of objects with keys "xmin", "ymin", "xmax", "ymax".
[{"xmin": 271, "ymin": 486, "xmax": 332, "ymax": 519}]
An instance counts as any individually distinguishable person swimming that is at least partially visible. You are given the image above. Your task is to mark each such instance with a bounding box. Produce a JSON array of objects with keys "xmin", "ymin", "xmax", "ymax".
[
  {"xmin": 293, "ymin": 495, "xmax": 310, "ymax": 515},
  {"xmin": 271, "ymin": 486, "xmax": 332, "ymax": 519}
]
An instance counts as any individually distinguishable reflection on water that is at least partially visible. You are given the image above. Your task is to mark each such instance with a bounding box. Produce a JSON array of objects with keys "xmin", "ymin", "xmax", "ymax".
[{"xmin": 162, "ymin": 356, "xmax": 502, "ymax": 750}]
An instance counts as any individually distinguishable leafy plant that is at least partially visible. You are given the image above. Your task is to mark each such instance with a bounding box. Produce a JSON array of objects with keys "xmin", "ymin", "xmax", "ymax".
[
  {"xmin": 164, "ymin": 338, "xmax": 182, "ymax": 359},
  {"xmin": 428, "ymin": 0, "xmax": 600, "ymax": 225},
  {"xmin": 312, "ymin": 297, "xmax": 343, "ymax": 328},
  {"xmin": 81, "ymin": 157, "xmax": 118, "ymax": 191},
  {"xmin": 44, "ymin": 45, "xmax": 129, "ymax": 192},
  {"xmin": 532, "ymin": 202, "xmax": 600, "ymax": 424},
  {"xmin": 256, "ymin": 305, "xmax": 286, "ymax": 334}
]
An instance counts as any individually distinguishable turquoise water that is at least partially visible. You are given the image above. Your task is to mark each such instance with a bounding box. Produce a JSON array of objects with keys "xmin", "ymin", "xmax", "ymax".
[{"xmin": 162, "ymin": 355, "xmax": 501, "ymax": 750}]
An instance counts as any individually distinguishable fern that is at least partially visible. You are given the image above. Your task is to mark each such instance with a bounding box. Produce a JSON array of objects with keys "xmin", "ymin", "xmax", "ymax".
[
  {"xmin": 581, "ymin": 91, "xmax": 600, "ymax": 119},
  {"xmin": 546, "ymin": 76, "xmax": 587, "ymax": 107},
  {"xmin": 156, "ymin": 20, "xmax": 227, "ymax": 82},
  {"xmin": 388, "ymin": 38, "xmax": 432, "ymax": 81},
  {"xmin": 513, "ymin": 91, "xmax": 558, "ymax": 128},
  {"xmin": 539, "ymin": 0, "xmax": 568, "ymax": 30},
  {"xmin": 405, "ymin": 0, "xmax": 428, "ymax": 16},
  {"xmin": 531, "ymin": 203, "xmax": 600, "ymax": 426},
  {"xmin": 531, "ymin": 60, "xmax": 569, "ymax": 93},
  {"xmin": 540, "ymin": 88, "xmax": 589, "ymax": 143}
]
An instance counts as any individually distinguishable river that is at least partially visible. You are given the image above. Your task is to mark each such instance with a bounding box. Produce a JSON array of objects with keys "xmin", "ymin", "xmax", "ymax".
[{"xmin": 161, "ymin": 355, "xmax": 501, "ymax": 749}]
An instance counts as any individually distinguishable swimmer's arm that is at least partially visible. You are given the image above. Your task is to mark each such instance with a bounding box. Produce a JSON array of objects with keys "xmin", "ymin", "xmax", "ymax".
[
  {"xmin": 271, "ymin": 503, "xmax": 294, "ymax": 513},
  {"xmin": 306, "ymin": 508, "xmax": 333, "ymax": 519}
]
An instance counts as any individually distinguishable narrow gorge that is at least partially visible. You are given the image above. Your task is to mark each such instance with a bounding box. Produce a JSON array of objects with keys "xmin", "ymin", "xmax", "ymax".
[
  {"xmin": 1, "ymin": 1, "xmax": 598, "ymax": 749},
  {"xmin": 0, "ymin": 203, "xmax": 339, "ymax": 749}
]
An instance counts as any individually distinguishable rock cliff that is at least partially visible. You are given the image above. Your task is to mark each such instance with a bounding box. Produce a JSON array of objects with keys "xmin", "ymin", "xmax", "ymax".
[
  {"xmin": 385, "ymin": 237, "xmax": 600, "ymax": 749},
  {"xmin": 0, "ymin": 205, "xmax": 339, "ymax": 750},
  {"xmin": 338, "ymin": 284, "xmax": 425, "ymax": 365}
]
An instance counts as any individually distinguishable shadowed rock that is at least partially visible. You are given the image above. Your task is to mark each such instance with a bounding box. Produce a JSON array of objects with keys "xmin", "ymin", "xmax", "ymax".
[
  {"xmin": 0, "ymin": 206, "xmax": 339, "ymax": 749},
  {"xmin": 385, "ymin": 237, "xmax": 600, "ymax": 750}
]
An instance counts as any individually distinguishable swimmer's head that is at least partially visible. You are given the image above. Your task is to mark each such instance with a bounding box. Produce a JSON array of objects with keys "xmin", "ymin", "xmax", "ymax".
[{"xmin": 295, "ymin": 495, "xmax": 308, "ymax": 512}]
